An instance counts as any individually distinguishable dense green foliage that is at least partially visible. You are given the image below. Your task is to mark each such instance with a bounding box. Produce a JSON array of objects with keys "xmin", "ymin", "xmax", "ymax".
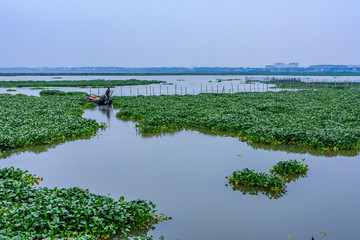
[
  {"xmin": 247, "ymin": 78, "xmax": 360, "ymax": 90},
  {"xmin": 270, "ymin": 159, "xmax": 308, "ymax": 175},
  {"xmin": 226, "ymin": 168, "xmax": 285, "ymax": 192},
  {"xmin": 0, "ymin": 167, "xmax": 167, "ymax": 239},
  {"xmin": 0, "ymin": 93, "xmax": 99, "ymax": 151},
  {"xmin": 0, "ymin": 79, "xmax": 165, "ymax": 88},
  {"xmin": 113, "ymin": 90, "xmax": 360, "ymax": 150}
]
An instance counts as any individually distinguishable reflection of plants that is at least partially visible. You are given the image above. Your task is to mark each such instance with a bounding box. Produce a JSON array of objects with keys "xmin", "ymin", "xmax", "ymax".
[
  {"xmin": 226, "ymin": 168, "xmax": 286, "ymax": 192},
  {"xmin": 0, "ymin": 167, "xmax": 169, "ymax": 239},
  {"xmin": 226, "ymin": 183, "xmax": 286, "ymax": 199}
]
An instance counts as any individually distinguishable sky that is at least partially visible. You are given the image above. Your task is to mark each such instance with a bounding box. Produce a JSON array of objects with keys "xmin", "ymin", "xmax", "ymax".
[{"xmin": 0, "ymin": 0, "xmax": 359, "ymax": 68}]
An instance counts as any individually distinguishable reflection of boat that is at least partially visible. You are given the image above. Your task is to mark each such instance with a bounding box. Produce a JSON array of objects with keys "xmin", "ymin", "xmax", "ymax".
[{"xmin": 85, "ymin": 94, "xmax": 112, "ymax": 106}]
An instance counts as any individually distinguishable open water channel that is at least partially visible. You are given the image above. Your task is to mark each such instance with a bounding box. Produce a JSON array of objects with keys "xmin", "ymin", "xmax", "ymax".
[{"xmin": 1, "ymin": 75, "xmax": 360, "ymax": 239}]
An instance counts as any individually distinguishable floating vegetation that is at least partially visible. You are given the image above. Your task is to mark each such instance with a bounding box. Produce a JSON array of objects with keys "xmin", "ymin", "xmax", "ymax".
[
  {"xmin": 270, "ymin": 159, "xmax": 308, "ymax": 175},
  {"xmin": 226, "ymin": 168, "xmax": 285, "ymax": 192},
  {"xmin": 0, "ymin": 167, "xmax": 168, "ymax": 239},
  {"xmin": 6, "ymin": 89, "xmax": 16, "ymax": 92},
  {"xmin": 217, "ymin": 78, "xmax": 241, "ymax": 82},
  {"xmin": 113, "ymin": 90, "xmax": 360, "ymax": 150},
  {"xmin": 39, "ymin": 89, "xmax": 67, "ymax": 96},
  {"xmin": 0, "ymin": 79, "xmax": 166, "ymax": 88},
  {"xmin": 30, "ymin": 87, "xmax": 47, "ymax": 90},
  {"xmin": 227, "ymin": 159, "xmax": 309, "ymax": 195},
  {"xmin": 246, "ymin": 78, "xmax": 360, "ymax": 90},
  {"xmin": 0, "ymin": 92, "xmax": 99, "ymax": 152}
]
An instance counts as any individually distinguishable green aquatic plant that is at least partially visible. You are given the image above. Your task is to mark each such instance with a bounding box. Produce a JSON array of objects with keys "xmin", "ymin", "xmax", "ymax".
[
  {"xmin": 113, "ymin": 90, "xmax": 360, "ymax": 150},
  {"xmin": 0, "ymin": 79, "xmax": 165, "ymax": 88},
  {"xmin": 0, "ymin": 167, "xmax": 168, "ymax": 239},
  {"xmin": 39, "ymin": 89, "xmax": 67, "ymax": 96},
  {"xmin": 6, "ymin": 89, "xmax": 16, "ymax": 92},
  {"xmin": 30, "ymin": 87, "xmax": 47, "ymax": 90},
  {"xmin": 269, "ymin": 159, "xmax": 308, "ymax": 175},
  {"xmin": 226, "ymin": 168, "xmax": 286, "ymax": 192},
  {"xmin": 0, "ymin": 93, "xmax": 99, "ymax": 152}
]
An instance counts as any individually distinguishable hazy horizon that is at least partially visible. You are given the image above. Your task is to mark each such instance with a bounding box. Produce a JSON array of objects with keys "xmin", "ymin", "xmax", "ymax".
[{"xmin": 1, "ymin": 0, "xmax": 359, "ymax": 68}]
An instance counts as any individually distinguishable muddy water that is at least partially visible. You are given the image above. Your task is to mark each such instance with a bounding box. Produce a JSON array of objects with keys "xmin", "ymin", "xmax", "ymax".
[{"xmin": 1, "ymin": 106, "xmax": 360, "ymax": 240}]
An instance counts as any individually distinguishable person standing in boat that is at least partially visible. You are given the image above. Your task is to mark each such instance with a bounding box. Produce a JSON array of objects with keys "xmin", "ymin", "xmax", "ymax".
[{"xmin": 105, "ymin": 87, "xmax": 113, "ymax": 100}]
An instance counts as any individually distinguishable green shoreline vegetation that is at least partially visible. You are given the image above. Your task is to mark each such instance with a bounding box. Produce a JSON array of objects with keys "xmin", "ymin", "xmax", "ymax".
[
  {"xmin": 0, "ymin": 92, "xmax": 100, "ymax": 153},
  {"xmin": 113, "ymin": 90, "xmax": 360, "ymax": 150},
  {"xmin": 0, "ymin": 79, "xmax": 165, "ymax": 88},
  {"xmin": 0, "ymin": 167, "xmax": 168, "ymax": 239},
  {"xmin": 246, "ymin": 78, "xmax": 360, "ymax": 90}
]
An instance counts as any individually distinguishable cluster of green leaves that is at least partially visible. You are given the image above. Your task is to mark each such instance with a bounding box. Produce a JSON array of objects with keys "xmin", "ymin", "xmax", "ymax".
[
  {"xmin": 226, "ymin": 168, "xmax": 285, "ymax": 192},
  {"xmin": 227, "ymin": 159, "xmax": 308, "ymax": 193},
  {"xmin": 0, "ymin": 79, "xmax": 165, "ymax": 88},
  {"xmin": 39, "ymin": 90, "xmax": 89, "ymax": 96},
  {"xmin": 0, "ymin": 167, "xmax": 43, "ymax": 185},
  {"xmin": 0, "ymin": 92, "xmax": 99, "ymax": 151},
  {"xmin": 6, "ymin": 89, "xmax": 16, "ymax": 92},
  {"xmin": 0, "ymin": 167, "xmax": 167, "ymax": 239},
  {"xmin": 113, "ymin": 90, "xmax": 360, "ymax": 150},
  {"xmin": 269, "ymin": 159, "xmax": 308, "ymax": 175},
  {"xmin": 247, "ymin": 78, "xmax": 360, "ymax": 90}
]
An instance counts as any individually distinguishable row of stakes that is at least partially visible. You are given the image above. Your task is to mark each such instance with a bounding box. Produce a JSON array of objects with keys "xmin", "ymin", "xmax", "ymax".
[
  {"xmin": 89, "ymin": 80, "xmax": 357, "ymax": 96},
  {"xmin": 89, "ymin": 83, "xmax": 281, "ymax": 96}
]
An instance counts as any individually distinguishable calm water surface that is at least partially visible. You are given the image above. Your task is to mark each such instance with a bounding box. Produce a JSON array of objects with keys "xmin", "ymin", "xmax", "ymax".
[
  {"xmin": 1, "ymin": 74, "xmax": 360, "ymax": 97},
  {"xmin": 1, "ymin": 106, "xmax": 360, "ymax": 240}
]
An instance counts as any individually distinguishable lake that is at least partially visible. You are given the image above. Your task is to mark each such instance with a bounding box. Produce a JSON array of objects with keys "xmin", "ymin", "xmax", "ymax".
[{"xmin": 1, "ymin": 103, "xmax": 360, "ymax": 240}]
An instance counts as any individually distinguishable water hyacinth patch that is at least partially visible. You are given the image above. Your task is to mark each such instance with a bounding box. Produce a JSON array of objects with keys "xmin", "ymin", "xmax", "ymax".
[
  {"xmin": 0, "ymin": 79, "xmax": 165, "ymax": 88},
  {"xmin": 113, "ymin": 90, "xmax": 360, "ymax": 150},
  {"xmin": 0, "ymin": 93, "xmax": 99, "ymax": 152},
  {"xmin": 269, "ymin": 159, "xmax": 308, "ymax": 175},
  {"xmin": 0, "ymin": 167, "xmax": 168, "ymax": 239},
  {"xmin": 226, "ymin": 168, "xmax": 286, "ymax": 192}
]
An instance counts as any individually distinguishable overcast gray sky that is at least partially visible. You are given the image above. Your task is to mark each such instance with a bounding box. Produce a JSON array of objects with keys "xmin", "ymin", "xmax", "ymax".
[{"xmin": 0, "ymin": 0, "xmax": 359, "ymax": 67}]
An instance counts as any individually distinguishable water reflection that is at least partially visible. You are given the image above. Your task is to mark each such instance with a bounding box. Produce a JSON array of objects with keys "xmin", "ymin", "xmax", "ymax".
[
  {"xmin": 131, "ymin": 126, "xmax": 359, "ymax": 157},
  {"xmin": 0, "ymin": 135, "xmax": 94, "ymax": 159},
  {"xmin": 249, "ymin": 142, "xmax": 359, "ymax": 157},
  {"xmin": 98, "ymin": 105, "xmax": 115, "ymax": 121},
  {"xmin": 110, "ymin": 226, "xmax": 155, "ymax": 240},
  {"xmin": 226, "ymin": 183, "xmax": 286, "ymax": 200},
  {"xmin": 281, "ymin": 173, "xmax": 308, "ymax": 183}
]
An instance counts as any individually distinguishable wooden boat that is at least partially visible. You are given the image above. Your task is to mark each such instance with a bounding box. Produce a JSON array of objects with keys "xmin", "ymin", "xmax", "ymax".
[{"xmin": 85, "ymin": 94, "xmax": 112, "ymax": 106}]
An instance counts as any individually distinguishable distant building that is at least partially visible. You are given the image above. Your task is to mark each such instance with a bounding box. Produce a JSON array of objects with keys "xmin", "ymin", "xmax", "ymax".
[{"xmin": 266, "ymin": 62, "xmax": 299, "ymax": 68}]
